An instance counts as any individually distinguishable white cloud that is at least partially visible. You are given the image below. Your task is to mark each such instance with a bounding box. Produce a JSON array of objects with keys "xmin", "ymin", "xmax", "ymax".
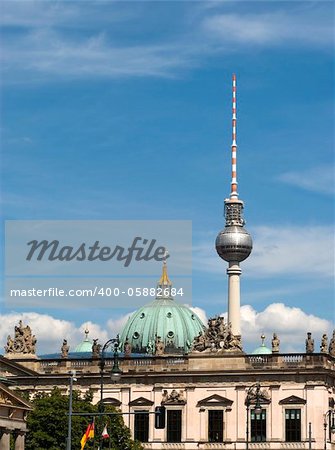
[
  {"xmin": 202, "ymin": 11, "xmax": 333, "ymax": 47},
  {"xmin": 186, "ymin": 305, "xmax": 208, "ymax": 326},
  {"xmin": 277, "ymin": 165, "xmax": 335, "ymax": 195},
  {"xmin": 245, "ymin": 226, "xmax": 334, "ymax": 278},
  {"xmin": 107, "ymin": 313, "xmax": 134, "ymax": 337},
  {"xmin": 0, "ymin": 303, "xmax": 332, "ymax": 355},
  {"xmin": 0, "ymin": 307, "xmax": 206, "ymax": 355},
  {"xmin": 0, "ymin": 312, "xmax": 108, "ymax": 355},
  {"xmin": 1, "ymin": 3, "xmax": 332, "ymax": 83},
  {"xmin": 214, "ymin": 303, "xmax": 332, "ymax": 352},
  {"xmin": 194, "ymin": 225, "xmax": 335, "ymax": 279},
  {"xmin": 239, "ymin": 303, "xmax": 333, "ymax": 353},
  {"xmin": 79, "ymin": 321, "xmax": 109, "ymax": 344},
  {"xmin": 0, "ymin": 304, "xmax": 205, "ymax": 354},
  {"xmin": 2, "ymin": 30, "xmax": 200, "ymax": 82},
  {"xmin": 0, "ymin": 311, "xmax": 145, "ymax": 355}
]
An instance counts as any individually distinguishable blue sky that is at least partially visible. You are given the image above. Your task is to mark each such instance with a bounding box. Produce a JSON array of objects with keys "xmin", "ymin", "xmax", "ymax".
[{"xmin": 0, "ymin": 0, "xmax": 334, "ymax": 353}]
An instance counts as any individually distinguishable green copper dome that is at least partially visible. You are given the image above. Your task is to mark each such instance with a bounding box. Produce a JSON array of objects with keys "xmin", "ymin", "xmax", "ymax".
[
  {"xmin": 120, "ymin": 262, "xmax": 205, "ymax": 355},
  {"xmin": 74, "ymin": 328, "xmax": 92, "ymax": 353},
  {"xmin": 252, "ymin": 334, "xmax": 272, "ymax": 355}
]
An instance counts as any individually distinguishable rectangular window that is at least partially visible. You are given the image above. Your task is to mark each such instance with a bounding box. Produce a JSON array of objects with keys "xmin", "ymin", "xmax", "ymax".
[
  {"xmin": 208, "ymin": 410, "xmax": 223, "ymax": 442},
  {"xmin": 285, "ymin": 409, "xmax": 301, "ymax": 442},
  {"xmin": 251, "ymin": 409, "xmax": 266, "ymax": 442},
  {"xmin": 167, "ymin": 410, "xmax": 182, "ymax": 443},
  {"xmin": 134, "ymin": 410, "xmax": 149, "ymax": 442}
]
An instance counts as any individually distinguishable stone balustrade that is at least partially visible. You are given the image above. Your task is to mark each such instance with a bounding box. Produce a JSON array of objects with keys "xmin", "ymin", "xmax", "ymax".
[{"xmin": 6, "ymin": 352, "xmax": 334, "ymax": 375}]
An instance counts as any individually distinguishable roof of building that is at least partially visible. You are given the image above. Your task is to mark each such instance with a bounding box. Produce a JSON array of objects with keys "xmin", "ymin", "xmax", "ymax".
[{"xmin": 119, "ymin": 261, "xmax": 205, "ymax": 354}]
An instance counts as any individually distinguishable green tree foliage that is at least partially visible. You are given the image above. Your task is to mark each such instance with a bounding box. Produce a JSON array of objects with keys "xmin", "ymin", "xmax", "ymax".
[{"xmin": 25, "ymin": 388, "xmax": 143, "ymax": 450}]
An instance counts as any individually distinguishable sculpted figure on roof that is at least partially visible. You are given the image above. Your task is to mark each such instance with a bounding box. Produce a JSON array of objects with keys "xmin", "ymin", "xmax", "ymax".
[
  {"xmin": 305, "ymin": 332, "xmax": 314, "ymax": 354},
  {"xmin": 155, "ymin": 336, "xmax": 165, "ymax": 356},
  {"xmin": 61, "ymin": 339, "xmax": 70, "ymax": 358},
  {"xmin": 272, "ymin": 333, "xmax": 280, "ymax": 353},
  {"xmin": 192, "ymin": 316, "xmax": 242, "ymax": 353},
  {"xmin": 5, "ymin": 321, "xmax": 37, "ymax": 355},
  {"xmin": 320, "ymin": 334, "xmax": 328, "ymax": 353}
]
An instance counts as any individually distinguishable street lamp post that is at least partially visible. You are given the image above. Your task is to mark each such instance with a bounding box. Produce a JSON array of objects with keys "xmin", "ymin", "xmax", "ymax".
[
  {"xmin": 66, "ymin": 370, "xmax": 77, "ymax": 450},
  {"xmin": 99, "ymin": 336, "xmax": 123, "ymax": 449},
  {"xmin": 245, "ymin": 383, "xmax": 262, "ymax": 450},
  {"xmin": 324, "ymin": 409, "xmax": 335, "ymax": 450}
]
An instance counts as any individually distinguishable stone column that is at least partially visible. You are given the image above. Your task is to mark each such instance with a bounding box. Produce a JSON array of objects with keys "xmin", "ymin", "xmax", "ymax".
[
  {"xmin": 0, "ymin": 429, "xmax": 10, "ymax": 450},
  {"xmin": 14, "ymin": 431, "xmax": 25, "ymax": 450}
]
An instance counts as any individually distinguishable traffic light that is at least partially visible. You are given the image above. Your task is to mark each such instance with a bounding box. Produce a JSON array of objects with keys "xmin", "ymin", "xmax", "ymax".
[{"xmin": 154, "ymin": 405, "xmax": 166, "ymax": 429}]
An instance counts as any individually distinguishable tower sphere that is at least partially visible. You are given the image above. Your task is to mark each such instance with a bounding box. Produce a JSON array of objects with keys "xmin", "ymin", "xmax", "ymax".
[{"xmin": 215, "ymin": 225, "xmax": 253, "ymax": 262}]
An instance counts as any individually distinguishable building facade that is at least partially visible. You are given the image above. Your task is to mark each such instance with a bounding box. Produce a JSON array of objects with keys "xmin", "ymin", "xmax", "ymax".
[
  {"xmin": 1, "ymin": 74, "xmax": 334, "ymax": 449},
  {"xmin": 0, "ymin": 349, "xmax": 334, "ymax": 449}
]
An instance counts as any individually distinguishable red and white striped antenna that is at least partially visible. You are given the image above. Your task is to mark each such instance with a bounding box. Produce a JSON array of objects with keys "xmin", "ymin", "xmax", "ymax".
[{"xmin": 230, "ymin": 73, "xmax": 238, "ymax": 200}]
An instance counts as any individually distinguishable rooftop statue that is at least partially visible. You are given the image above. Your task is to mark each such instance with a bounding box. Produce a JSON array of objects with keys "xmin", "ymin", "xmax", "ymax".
[
  {"xmin": 192, "ymin": 316, "xmax": 242, "ymax": 353},
  {"xmin": 124, "ymin": 338, "xmax": 132, "ymax": 358},
  {"xmin": 305, "ymin": 332, "xmax": 314, "ymax": 354},
  {"xmin": 146, "ymin": 340, "xmax": 154, "ymax": 355},
  {"xmin": 155, "ymin": 336, "xmax": 165, "ymax": 356},
  {"xmin": 61, "ymin": 339, "xmax": 70, "ymax": 358},
  {"xmin": 272, "ymin": 333, "xmax": 280, "ymax": 353},
  {"xmin": 5, "ymin": 320, "xmax": 37, "ymax": 356},
  {"xmin": 320, "ymin": 334, "xmax": 328, "ymax": 353},
  {"xmin": 92, "ymin": 339, "xmax": 101, "ymax": 358}
]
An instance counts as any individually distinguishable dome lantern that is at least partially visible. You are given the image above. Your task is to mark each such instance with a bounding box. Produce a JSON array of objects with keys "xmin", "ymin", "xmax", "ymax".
[
  {"xmin": 252, "ymin": 334, "xmax": 272, "ymax": 355},
  {"xmin": 74, "ymin": 327, "xmax": 92, "ymax": 353}
]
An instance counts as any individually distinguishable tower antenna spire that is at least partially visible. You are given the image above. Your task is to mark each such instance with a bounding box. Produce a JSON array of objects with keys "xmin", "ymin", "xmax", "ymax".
[{"xmin": 230, "ymin": 73, "xmax": 238, "ymax": 200}]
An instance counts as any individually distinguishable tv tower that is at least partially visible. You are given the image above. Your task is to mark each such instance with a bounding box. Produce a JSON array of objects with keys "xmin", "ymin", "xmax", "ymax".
[{"xmin": 215, "ymin": 74, "xmax": 253, "ymax": 345}]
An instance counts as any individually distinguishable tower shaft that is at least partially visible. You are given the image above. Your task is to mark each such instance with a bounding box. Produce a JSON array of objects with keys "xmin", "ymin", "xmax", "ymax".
[
  {"xmin": 227, "ymin": 262, "xmax": 242, "ymax": 336},
  {"xmin": 227, "ymin": 73, "xmax": 243, "ymax": 336},
  {"xmin": 215, "ymin": 74, "xmax": 253, "ymax": 347}
]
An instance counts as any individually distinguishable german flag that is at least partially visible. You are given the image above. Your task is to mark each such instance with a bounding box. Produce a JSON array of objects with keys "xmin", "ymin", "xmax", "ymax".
[{"xmin": 80, "ymin": 420, "xmax": 94, "ymax": 449}]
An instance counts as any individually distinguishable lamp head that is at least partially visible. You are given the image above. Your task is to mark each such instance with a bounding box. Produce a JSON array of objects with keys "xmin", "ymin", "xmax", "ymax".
[
  {"xmin": 69, "ymin": 370, "xmax": 77, "ymax": 382},
  {"xmin": 110, "ymin": 349, "xmax": 122, "ymax": 383},
  {"xmin": 253, "ymin": 383, "xmax": 262, "ymax": 414},
  {"xmin": 110, "ymin": 365, "xmax": 122, "ymax": 382},
  {"xmin": 254, "ymin": 400, "xmax": 262, "ymax": 415}
]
